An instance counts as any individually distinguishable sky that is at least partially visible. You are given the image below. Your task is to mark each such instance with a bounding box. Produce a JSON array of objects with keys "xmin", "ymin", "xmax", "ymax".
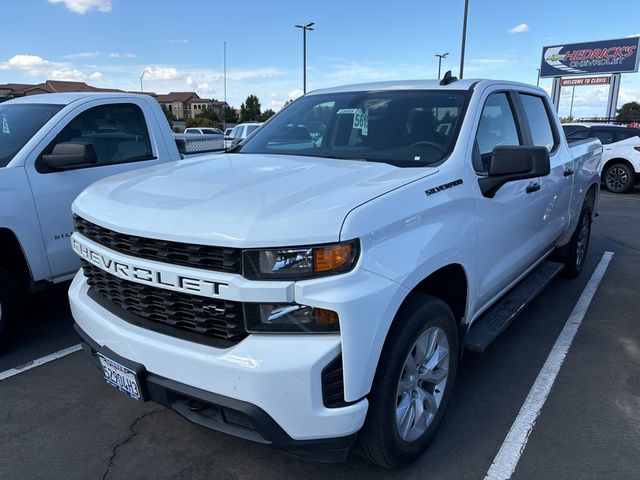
[{"xmin": 1, "ymin": 0, "xmax": 639, "ymax": 117}]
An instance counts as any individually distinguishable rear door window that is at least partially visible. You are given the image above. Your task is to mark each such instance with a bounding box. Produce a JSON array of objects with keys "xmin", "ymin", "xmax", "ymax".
[
  {"xmin": 520, "ymin": 94, "xmax": 556, "ymax": 151},
  {"xmin": 589, "ymin": 129, "xmax": 614, "ymax": 145}
]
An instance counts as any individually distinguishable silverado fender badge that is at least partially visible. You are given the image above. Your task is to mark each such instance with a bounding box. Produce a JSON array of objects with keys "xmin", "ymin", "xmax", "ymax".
[{"xmin": 425, "ymin": 179, "xmax": 463, "ymax": 197}]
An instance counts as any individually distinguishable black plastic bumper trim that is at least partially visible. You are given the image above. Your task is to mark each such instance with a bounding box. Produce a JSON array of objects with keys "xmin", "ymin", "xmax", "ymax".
[{"xmin": 74, "ymin": 323, "xmax": 357, "ymax": 463}]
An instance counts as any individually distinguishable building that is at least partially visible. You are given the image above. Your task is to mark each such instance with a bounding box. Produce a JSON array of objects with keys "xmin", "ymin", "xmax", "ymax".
[
  {"xmin": 0, "ymin": 80, "xmax": 124, "ymax": 98},
  {"xmin": 155, "ymin": 92, "xmax": 227, "ymax": 120},
  {"xmin": 0, "ymin": 81, "xmax": 225, "ymax": 120}
]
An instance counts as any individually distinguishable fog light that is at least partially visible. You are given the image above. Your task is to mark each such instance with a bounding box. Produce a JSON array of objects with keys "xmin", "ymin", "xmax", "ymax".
[{"xmin": 244, "ymin": 304, "xmax": 339, "ymax": 333}]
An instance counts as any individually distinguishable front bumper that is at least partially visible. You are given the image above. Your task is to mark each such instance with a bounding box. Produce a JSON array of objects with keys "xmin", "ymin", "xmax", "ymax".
[
  {"xmin": 75, "ymin": 324, "xmax": 356, "ymax": 462},
  {"xmin": 69, "ymin": 272, "xmax": 368, "ymax": 446}
]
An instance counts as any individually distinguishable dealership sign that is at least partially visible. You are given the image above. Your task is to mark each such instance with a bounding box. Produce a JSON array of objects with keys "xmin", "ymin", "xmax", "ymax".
[
  {"xmin": 541, "ymin": 37, "xmax": 640, "ymax": 78},
  {"xmin": 560, "ymin": 77, "xmax": 610, "ymax": 86}
]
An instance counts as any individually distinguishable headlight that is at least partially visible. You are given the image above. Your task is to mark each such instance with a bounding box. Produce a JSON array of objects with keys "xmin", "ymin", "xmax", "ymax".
[
  {"xmin": 242, "ymin": 239, "xmax": 359, "ymax": 280},
  {"xmin": 244, "ymin": 304, "xmax": 339, "ymax": 333}
]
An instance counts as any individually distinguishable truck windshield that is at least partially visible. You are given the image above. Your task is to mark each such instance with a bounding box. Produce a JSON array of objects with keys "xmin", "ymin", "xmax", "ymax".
[
  {"xmin": 237, "ymin": 90, "xmax": 468, "ymax": 167},
  {"xmin": 0, "ymin": 103, "xmax": 63, "ymax": 167}
]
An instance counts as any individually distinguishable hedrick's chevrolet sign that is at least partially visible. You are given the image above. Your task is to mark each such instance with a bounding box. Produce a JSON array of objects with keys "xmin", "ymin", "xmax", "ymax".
[{"xmin": 540, "ymin": 37, "xmax": 640, "ymax": 78}]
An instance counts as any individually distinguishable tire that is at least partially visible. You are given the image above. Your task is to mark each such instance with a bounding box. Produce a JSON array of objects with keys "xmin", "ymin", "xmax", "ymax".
[
  {"xmin": 354, "ymin": 293, "xmax": 459, "ymax": 468},
  {"xmin": 0, "ymin": 267, "xmax": 21, "ymax": 348},
  {"xmin": 603, "ymin": 162, "xmax": 634, "ymax": 193},
  {"xmin": 558, "ymin": 205, "xmax": 592, "ymax": 279}
]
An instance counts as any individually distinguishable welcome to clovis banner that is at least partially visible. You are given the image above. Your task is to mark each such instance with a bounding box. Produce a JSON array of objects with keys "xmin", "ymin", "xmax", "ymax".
[{"xmin": 540, "ymin": 37, "xmax": 640, "ymax": 78}]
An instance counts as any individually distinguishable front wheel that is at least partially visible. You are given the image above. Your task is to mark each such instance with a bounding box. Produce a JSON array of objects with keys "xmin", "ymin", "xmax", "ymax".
[
  {"xmin": 603, "ymin": 162, "xmax": 634, "ymax": 193},
  {"xmin": 354, "ymin": 294, "xmax": 459, "ymax": 468}
]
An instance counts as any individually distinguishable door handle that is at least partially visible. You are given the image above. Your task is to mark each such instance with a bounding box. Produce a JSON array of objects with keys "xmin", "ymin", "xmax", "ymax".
[
  {"xmin": 526, "ymin": 182, "xmax": 541, "ymax": 193},
  {"xmin": 564, "ymin": 168, "xmax": 574, "ymax": 176}
]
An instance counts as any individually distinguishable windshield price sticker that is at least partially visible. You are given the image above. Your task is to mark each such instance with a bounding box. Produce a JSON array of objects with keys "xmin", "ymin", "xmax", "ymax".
[
  {"xmin": 2, "ymin": 116, "xmax": 10, "ymax": 134},
  {"xmin": 352, "ymin": 109, "xmax": 369, "ymax": 136}
]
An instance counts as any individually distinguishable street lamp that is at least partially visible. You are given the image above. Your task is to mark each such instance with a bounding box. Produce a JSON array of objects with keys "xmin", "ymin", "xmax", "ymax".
[
  {"xmin": 140, "ymin": 68, "xmax": 150, "ymax": 93},
  {"xmin": 435, "ymin": 52, "xmax": 449, "ymax": 80},
  {"xmin": 294, "ymin": 22, "xmax": 314, "ymax": 94},
  {"xmin": 536, "ymin": 68, "xmax": 541, "ymax": 87},
  {"xmin": 459, "ymin": 0, "xmax": 469, "ymax": 79}
]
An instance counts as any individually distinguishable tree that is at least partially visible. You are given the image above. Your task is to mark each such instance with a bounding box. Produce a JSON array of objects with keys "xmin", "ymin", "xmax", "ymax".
[
  {"xmin": 240, "ymin": 95, "xmax": 261, "ymax": 122},
  {"xmin": 185, "ymin": 107, "xmax": 222, "ymax": 129},
  {"xmin": 224, "ymin": 105, "xmax": 239, "ymax": 123},
  {"xmin": 161, "ymin": 104, "xmax": 175, "ymax": 128},
  {"xmin": 559, "ymin": 115, "xmax": 575, "ymax": 123},
  {"xmin": 616, "ymin": 101, "xmax": 640, "ymax": 122},
  {"xmin": 260, "ymin": 109, "xmax": 276, "ymax": 121}
]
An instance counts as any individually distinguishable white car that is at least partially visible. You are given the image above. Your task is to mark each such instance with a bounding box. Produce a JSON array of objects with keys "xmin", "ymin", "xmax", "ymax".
[
  {"xmin": 184, "ymin": 127, "xmax": 224, "ymax": 135},
  {"xmin": 564, "ymin": 123, "xmax": 640, "ymax": 193},
  {"xmin": 224, "ymin": 122, "xmax": 262, "ymax": 148},
  {"xmin": 69, "ymin": 79, "xmax": 601, "ymax": 467}
]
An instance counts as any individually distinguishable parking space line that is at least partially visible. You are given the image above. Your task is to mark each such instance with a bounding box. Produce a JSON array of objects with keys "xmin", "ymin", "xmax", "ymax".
[
  {"xmin": 600, "ymin": 193, "xmax": 640, "ymax": 201},
  {"xmin": 0, "ymin": 344, "xmax": 82, "ymax": 381},
  {"xmin": 484, "ymin": 251, "xmax": 614, "ymax": 480}
]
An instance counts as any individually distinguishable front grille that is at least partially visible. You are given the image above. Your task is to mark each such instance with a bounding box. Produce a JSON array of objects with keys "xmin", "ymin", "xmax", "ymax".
[
  {"xmin": 74, "ymin": 215, "xmax": 242, "ymax": 274},
  {"xmin": 82, "ymin": 261, "xmax": 247, "ymax": 346}
]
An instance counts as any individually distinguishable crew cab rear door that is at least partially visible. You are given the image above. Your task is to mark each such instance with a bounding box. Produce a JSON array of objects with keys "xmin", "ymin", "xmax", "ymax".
[
  {"xmin": 517, "ymin": 92, "xmax": 573, "ymax": 247},
  {"xmin": 24, "ymin": 97, "xmax": 169, "ymax": 280},
  {"xmin": 472, "ymin": 91, "xmax": 549, "ymax": 307}
]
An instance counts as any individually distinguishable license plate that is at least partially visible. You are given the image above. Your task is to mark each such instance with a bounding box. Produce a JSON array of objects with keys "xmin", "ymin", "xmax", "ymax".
[{"xmin": 97, "ymin": 352, "xmax": 143, "ymax": 401}]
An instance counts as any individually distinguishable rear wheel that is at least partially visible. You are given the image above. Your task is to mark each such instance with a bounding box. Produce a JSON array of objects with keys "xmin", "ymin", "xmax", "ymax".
[
  {"xmin": 354, "ymin": 294, "xmax": 459, "ymax": 468},
  {"xmin": 0, "ymin": 267, "xmax": 21, "ymax": 348},
  {"xmin": 558, "ymin": 205, "xmax": 592, "ymax": 278},
  {"xmin": 604, "ymin": 162, "xmax": 634, "ymax": 193}
]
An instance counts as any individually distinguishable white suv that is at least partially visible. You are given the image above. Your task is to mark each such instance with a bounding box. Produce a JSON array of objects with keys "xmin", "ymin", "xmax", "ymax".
[{"xmin": 564, "ymin": 124, "xmax": 640, "ymax": 193}]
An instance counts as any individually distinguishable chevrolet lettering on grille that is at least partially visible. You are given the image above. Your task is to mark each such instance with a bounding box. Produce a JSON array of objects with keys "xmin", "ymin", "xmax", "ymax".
[{"xmin": 72, "ymin": 236, "xmax": 229, "ymax": 297}]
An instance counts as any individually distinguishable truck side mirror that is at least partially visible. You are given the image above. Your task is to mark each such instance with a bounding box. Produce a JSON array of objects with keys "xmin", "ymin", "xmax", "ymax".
[
  {"xmin": 41, "ymin": 142, "xmax": 97, "ymax": 170},
  {"xmin": 478, "ymin": 146, "xmax": 550, "ymax": 198}
]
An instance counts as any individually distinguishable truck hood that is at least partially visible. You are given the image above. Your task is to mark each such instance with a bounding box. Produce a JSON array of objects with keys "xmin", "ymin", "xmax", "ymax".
[{"xmin": 73, "ymin": 153, "xmax": 435, "ymax": 247}]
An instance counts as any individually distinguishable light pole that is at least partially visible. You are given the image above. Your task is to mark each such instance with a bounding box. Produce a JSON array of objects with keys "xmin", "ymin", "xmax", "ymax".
[
  {"xmin": 294, "ymin": 22, "xmax": 314, "ymax": 94},
  {"xmin": 435, "ymin": 52, "xmax": 449, "ymax": 80},
  {"xmin": 569, "ymin": 86, "xmax": 576, "ymax": 119},
  {"xmin": 140, "ymin": 68, "xmax": 149, "ymax": 93},
  {"xmin": 459, "ymin": 0, "xmax": 469, "ymax": 79},
  {"xmin": 536, "ymin": 68, "xmax": 541, "ymax": 87},
  {"xmin": 223, "ymin": 40, "xmax": 227, "ymax": 130}
]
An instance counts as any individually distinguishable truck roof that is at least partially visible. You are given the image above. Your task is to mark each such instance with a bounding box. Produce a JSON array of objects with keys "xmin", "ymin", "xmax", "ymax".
[
  {"xmin": 308, "ymin": 78, "xmax": 541, "ymax": 95},
  {"xmin": 4, "ymin": 92, "xmax": 151, "ymax": 106}
]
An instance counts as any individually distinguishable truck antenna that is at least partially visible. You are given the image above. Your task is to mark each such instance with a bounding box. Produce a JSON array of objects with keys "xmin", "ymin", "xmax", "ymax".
[{"xmin": 440, "ymin": 70, "xmax": 458, "ymax": 86}]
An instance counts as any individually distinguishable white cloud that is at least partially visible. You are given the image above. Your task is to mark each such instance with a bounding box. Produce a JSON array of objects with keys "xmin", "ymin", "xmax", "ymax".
[
  {"xmin": 471, "ymin": 58, "xmax": 507, "ymax": 64},
  {"xmin": 50, "ymin": 68, "xmax": 86, "ymax": 80},
  {"xmin": 48, "ymin": 0, "xmax": 112, "ymax": 14},
  {"xmin": 627, "ymin": 33, "xmax": 640, "ymax": 38},
  {"xmin": 145, "ymin": 66, "xmax": 183, "ymax": 81},
  {"xmin": 185, "ymin": 76, "xmax": 194, "ymax": 85},
  {"xmin": 507, "ymin": 23, "xmax": 530, "ymax": 34},
  {"xmin": 5, "ymin": 54, "xmax": 54, "ymax": 72},
  {"xmin": 89, "ymin": 71, "xmax": 103, "ymax": 80},
  {"xmin": 197, "ymin": 82, "xmax": 210, "ymax": 92},
  {"xmin": 108, "ymin": 52, "xmax": 119, "ymax": 58},
  {"xmin": 288, "ymin": 89, "xmax": 303, "ymax": 100},
  {"xmin": 63, "ymin": 51, "xmax": 100, "ymax": 59},
  {"xmin": 124, "ymin": 53, "xmax": 137, "ymax": 59},
  {"xmin": 163, "ymin": 38, "xmax": 189, "ymax": 44}
]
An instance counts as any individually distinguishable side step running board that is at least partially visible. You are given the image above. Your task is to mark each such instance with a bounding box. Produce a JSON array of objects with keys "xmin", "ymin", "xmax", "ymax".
[{"xmin": 465, "ymin": 260, "xmax": 565, "ymax": 353}]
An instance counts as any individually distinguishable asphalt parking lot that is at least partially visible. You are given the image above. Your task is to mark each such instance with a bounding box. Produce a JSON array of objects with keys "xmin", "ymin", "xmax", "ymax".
[{"xmin": 1, "ymin": 187, "xmax": 638, "ymax": 480}]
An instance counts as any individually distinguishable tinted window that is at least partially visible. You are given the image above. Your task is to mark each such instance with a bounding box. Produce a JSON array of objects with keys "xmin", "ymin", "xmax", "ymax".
[
  {"xmin": 614, "ymin": 128, "xmax": 640, "ymax": 143},
  {"xmin": 567, "ymin": 130, "xmax": 590, "ymax": 140},
  {"xmin": 0, "ymin": 103, "xmax": 63, "ymax": 167},
  {"xmin": 245, "ymin": 125, "xmax": 259, "ymax": 136},
  {"xmin": 37, "ymin": 103, "xmax": 154, "ymax": 172},
  {"xmin": 476, "ymin": 93, "xmax": 521, "ymax": 157},
  {"xmin": 520, "ymin": 94, "xmax": 555, "ymax": 151},
  {"xmin": 238, "ymin": 90, "xmax": 468, "ymax": 167},
  {"xmin": 590, "ymin": 129, "xmax": 614, "ymax": 145}
]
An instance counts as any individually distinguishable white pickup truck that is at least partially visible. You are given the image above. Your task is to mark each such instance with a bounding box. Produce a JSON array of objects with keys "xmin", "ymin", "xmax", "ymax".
[
  {"xmin": 0, "ymin": 92, "xmax": 219, "ymax": 342},
  {"xmin": 69, "ymin": 78, "xmax": 602, "ymax": 468}
]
